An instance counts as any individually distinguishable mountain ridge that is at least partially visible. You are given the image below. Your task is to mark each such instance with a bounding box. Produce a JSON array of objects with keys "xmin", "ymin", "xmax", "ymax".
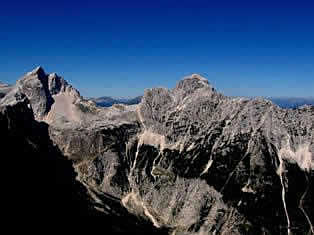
[
  {"xmin": 1, "ymin": 67, "xmax": 313, "ymax": 235},
  {"xmin": 91, "ymin": 95, "xmax": 314, "ymax": 109}
]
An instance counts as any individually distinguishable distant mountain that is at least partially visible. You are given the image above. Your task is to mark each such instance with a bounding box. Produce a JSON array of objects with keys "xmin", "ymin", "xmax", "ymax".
[
  {"xmin": 91, "ymin": 96, "xmax": 142, "ymax": 107},
  {"xmin": 269, "ymin": 97, "xmax": 314, "ymax": 109},
  {"xmin": 0, "ymin": 82, "xmax": 12, "ymax": 99},
  {"xmin": 91, "ymin": 95, "xmax": 314, "ymax": 110},
  {"xmin": 2, "ymin": 68, "xmax": 314, "ymax": 234}
]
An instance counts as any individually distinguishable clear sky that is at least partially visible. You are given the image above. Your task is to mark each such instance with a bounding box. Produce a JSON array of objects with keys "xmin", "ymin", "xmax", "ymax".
[{"xmin": 0, "ymin": 0, "xmax": 313, "ymax": 98}]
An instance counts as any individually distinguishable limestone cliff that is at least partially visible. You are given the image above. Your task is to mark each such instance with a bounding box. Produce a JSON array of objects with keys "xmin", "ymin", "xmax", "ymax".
[{"xmin": 1, "ymin": 68, "xmax": 313, "ymax": 235}]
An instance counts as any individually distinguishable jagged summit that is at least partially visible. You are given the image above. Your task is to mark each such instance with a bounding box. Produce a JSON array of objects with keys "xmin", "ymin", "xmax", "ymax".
[
  {"xmin": 25, "ymin": 66, "xmax": 46, "ymax": 77},
  {"xmin": 0, "ymin": 68, "xmax": 313, "ymax": 234},
  {"xmin": 184, "ymin": 73, "xmax": 209, "ymax": 82},
  {"xmin": 48, "ymin": 72, "xmax": 58, "ymax": 79},
  {"xmin": 23, "ymin": 67, "xmax": 65, "ymax": 89},
  {"xmin": 23, "ymin": 66, "xmax": 61, "ymax": 84},
  {"xmin": 33, "ymin": 65, "xmax": 44, "ymax": 72},
  {"xmin": 175, "ymin": 73, "xmax": 215, "ymax": 94},
  {"xmin": 3, "ymin": 67, "xmax": 81, "ymax": 122},
  {"xmin": 2, "ymin": 67, "xmax": 139, "ymax": 129}
]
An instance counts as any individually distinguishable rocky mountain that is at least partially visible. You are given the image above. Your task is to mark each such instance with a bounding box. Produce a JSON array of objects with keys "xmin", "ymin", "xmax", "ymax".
[
  {"xmin": 13, "ymin": 66, "xmax": 82, "ymax": 121},
  {"xmin": 91, "ymin": 95, "xmax": 314, "ymax": 110},
  {"xmin": 0, "ymin": 69, "xmax": 169, "ymax": 234},
  {"xmin": 1, "ymin": 69, "xmax": 313, "ymax": 234}
]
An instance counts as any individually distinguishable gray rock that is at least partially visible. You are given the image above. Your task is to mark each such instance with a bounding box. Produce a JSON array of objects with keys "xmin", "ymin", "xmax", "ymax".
[
  {"xmin": 5, "ymin": 66, "xmax": 81, "ymax": 120},
  {"xmin": 2, "ymin": 68, "xmax": 313, "ymax": 235},
  {"xmin": 0, "ymin": 86, "xmax": 170, "ymax": 235}
]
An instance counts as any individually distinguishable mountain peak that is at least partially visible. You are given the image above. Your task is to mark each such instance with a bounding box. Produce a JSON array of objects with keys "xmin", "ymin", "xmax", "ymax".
[
  {"xmin": 13, "ymin": 67, "xmax": 81, "ymax": 120},
  {"xmin": 48, "ymin": 72, "xmax": 58, "ymax": 79},
  {"xmin": 31, "ymin": 66, "xmax": 45, "ymax": 74},
  {"xmin": 185, "ymin": 73, "xmax": 209, "ymax": 83},
  {"xmin": 175, "ymin": 73, "xmax": 215, "ymax": 93},
  {"xmin": 26, "ymin": 66, "xmax": 46, "ymax": 78}
]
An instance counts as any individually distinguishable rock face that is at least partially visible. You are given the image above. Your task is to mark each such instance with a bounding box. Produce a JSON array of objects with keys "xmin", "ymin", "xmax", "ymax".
[
  {"xmin": 0, "ymin": 78, "xmax": 169, "ymax": 234},
  {"xmin": 13, "ymin": 66, "xmax": 81, "ymax": 122},
  {"xmin": 2, "ymin": 68, "xmax": 313, "ymax": 235}
]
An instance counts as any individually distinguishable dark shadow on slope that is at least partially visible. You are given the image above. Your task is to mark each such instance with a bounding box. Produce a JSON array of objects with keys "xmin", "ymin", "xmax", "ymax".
[{"xmin": 0, "ymin": 100, "xmax": 168, "ymax": 234}]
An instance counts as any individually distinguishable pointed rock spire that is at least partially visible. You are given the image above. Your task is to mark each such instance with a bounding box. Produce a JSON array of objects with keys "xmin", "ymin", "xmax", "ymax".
[{"xmin": 26, "ymin": 66, "xmax": 46, "ymax": 77}]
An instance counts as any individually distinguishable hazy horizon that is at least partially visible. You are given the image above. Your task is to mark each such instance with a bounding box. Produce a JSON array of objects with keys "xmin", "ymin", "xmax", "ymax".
[{"xmin": 1, "ymin": 0, "xmax": 313, "ymax": 98}]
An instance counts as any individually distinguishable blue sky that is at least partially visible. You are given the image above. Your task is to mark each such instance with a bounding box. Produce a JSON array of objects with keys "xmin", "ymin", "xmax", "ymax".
[{"xmin": 0, "ymin": 0, "xmax": 313, "ymax": 98}]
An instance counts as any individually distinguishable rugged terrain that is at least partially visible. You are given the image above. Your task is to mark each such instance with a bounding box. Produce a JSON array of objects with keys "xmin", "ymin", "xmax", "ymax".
[{"xmin": 1, "ymin": 68, "xmax": 313, "ymax": 234}]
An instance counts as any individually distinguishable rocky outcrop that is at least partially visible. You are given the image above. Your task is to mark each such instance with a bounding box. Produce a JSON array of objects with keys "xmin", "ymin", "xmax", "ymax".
[
  {"xmin": 0, "ymin": 88, "xmax": 169, "ymax": 234},
  {"xmin": 5, "ymin": 66, "xmax": 81, "ymax": 123},
  {"xmin": 133, "ymin": 74, "xmax": 314, "ymax": 234},
  {"xmin": 2, "ymin": 68, "xmax": 313, "ymax": 234}
]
